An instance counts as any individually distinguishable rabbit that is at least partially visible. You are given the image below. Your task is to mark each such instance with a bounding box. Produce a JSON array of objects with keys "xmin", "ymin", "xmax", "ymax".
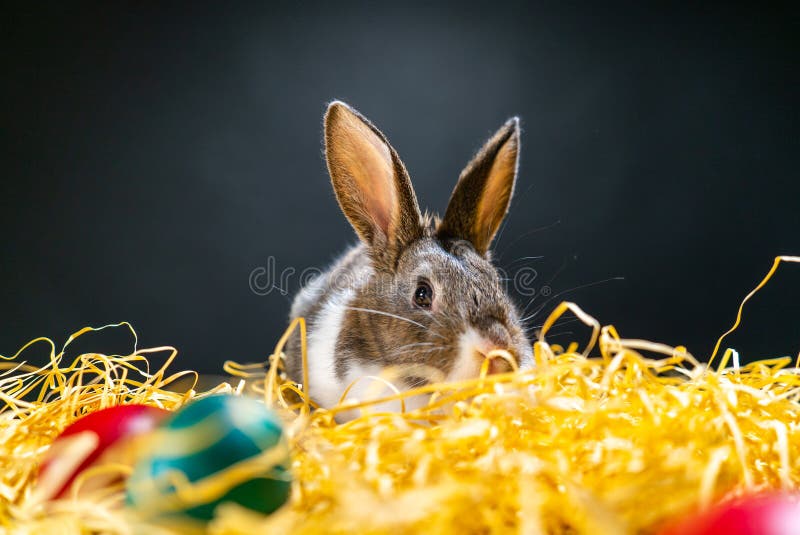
[{"xmin": 284, "ymin": 101, "xmax": 533, "ymax": 413}]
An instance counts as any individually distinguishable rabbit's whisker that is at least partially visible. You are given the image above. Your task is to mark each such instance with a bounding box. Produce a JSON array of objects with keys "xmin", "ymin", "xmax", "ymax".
[
  {"xmin": 386, "ymin": 344, "xmax": 446, "ymax": 360},
  {"xmin": 385, "ymin": 342, "xmax": 439, "ymax": 358},
  {"xmin": 506, "ymin": 255, "xmax": 545, "ymax": 268},
  {"xmin": 395, "ymin": 342, "xmax": 437, "ymax": 350},
  {"xmin": 537, "ymin": 330, "xmax": 575, "ymax": 340},
  {"xmin": 345, "ymin": 307, "xmax": 446, "ymax": 339},
  {"xmin": 493, "ymin": 181, "xmax": 539, "ymax": 249},
  {"xmin": 426, "ymin": 313, "xmax": 447, "ymax": 331},
  {"xmin": 520, "ymin": 258, "xmax": 568, "ymax": 318},
  {"xmin": 497, "ymin": 219, "xmax": 562, "ymax": 260},
  {"xmin": 520, "ymin": 277, "xmax": 624, "ymax": 324},
  {"xmin": 525, "ymin": 316, "xmax": 583, "ymax": 333}
]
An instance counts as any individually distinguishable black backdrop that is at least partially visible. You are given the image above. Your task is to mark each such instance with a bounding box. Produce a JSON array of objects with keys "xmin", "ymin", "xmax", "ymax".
[{"xmin": 3, "ymin": 3, "xmax": 798, "ymax": 373}]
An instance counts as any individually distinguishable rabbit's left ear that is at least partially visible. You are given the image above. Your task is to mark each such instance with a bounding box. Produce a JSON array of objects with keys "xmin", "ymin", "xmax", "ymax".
[
  {"xmin": 324, "ymin": 101, "xmax": 424, "ymax": 269},
  {"xmin": 438, "ymin": 118, "xmax": 520, "ymax": 255}
]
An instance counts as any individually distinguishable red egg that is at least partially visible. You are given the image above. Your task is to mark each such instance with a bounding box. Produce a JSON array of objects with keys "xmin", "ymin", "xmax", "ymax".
[
  {"xmin": 659, "ymin": 494, "xmax": 800, "ymax": 535},
  {"xmin": 36, "ymin": 404, "xmax": 169, "ymax": 501}
]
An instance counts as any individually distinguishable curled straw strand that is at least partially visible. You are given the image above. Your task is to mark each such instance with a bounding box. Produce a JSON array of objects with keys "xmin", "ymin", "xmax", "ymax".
[
  {"xmin": 1, "ymin": 257, "xmax": 799, "ymax": 534},
  {"xmin": 709, "ymin": 256, "xmax": 800, "ymax": 367}
]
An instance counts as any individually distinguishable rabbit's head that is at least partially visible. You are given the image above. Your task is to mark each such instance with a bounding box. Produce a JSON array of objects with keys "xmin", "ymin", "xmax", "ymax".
[{"xmin": 324, "ymin": 101, "xmax": 532, "ymax": 387}]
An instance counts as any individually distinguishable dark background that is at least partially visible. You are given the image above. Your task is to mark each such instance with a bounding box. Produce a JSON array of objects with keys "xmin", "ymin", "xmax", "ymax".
[{"xmin": 2, "ymin": 3, "xmax": 798, "ymax": 373}]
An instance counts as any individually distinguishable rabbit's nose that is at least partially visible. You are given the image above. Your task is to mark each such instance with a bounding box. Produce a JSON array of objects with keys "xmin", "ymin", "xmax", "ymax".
[
  {"xmin": 473, "ymin": 342, "xmax": 515, "ymax": 375},
  {"xmin": 456, "ymin": 325, "xmax": 516, "ymax": 379},
  {"xmin": 472, "ymin": 325, "xmax": 515, "ymax": 374}
]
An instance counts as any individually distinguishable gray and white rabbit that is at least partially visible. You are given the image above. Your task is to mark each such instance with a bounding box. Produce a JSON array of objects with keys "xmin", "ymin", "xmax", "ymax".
[{"xmin": 285, "ymin": 101, "xmax": 532, "ymax": 411}]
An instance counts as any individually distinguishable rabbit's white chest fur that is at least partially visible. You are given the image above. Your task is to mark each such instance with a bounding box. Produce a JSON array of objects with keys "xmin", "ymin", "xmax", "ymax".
[
  {"xmin": 290, "ymin": 245, "xmax": 373, "ymax": 408},
  {"xmin": 303, "ymin": 286, "xmax": 353, "ymax": 408}
]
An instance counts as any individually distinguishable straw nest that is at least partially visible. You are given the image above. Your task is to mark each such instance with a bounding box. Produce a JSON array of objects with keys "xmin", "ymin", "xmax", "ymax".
[{"xmin": 1, "ymin": 257, "xmax": 798, "ymax": 534}]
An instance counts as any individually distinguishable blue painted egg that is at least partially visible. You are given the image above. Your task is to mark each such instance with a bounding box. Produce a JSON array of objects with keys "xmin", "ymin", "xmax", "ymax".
[{"xmin": 126, "ymin": 394, "xmax": 291, "ymax": 521}]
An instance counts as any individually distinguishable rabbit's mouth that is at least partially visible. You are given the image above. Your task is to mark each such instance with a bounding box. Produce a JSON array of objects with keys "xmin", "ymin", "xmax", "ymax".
[
  {"xmin": 474, "ymin": 347, "xmax": 517, "ymax": 375},
  {"xmin": 448, "ymin": 326, "xmax": 520, "ymax": 381}
]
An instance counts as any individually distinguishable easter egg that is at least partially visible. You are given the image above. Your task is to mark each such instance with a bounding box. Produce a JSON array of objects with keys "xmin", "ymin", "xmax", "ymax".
[
  {"xmin": 126, "ymin": 394, "xmax": 291, "ymax": 522},
  {"xmin": 36, "ymin": 404, "xmax": 170, "ymax": 501},
  {"xmin": 658, "ymin": 493, "xmax": 800, "ymax": 535}
]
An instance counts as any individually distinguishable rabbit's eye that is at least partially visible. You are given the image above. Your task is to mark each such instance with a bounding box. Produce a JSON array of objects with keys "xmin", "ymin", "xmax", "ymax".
[{"xmin": 413, "ymin": 281, "xmax": 433, "ymax": 309}]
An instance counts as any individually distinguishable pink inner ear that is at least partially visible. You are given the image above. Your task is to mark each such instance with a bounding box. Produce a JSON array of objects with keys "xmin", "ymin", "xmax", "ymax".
[
  {"xmin": 475, "ymin": 138, "xmax": 517, "ymax": 244},
  {"xmin": 337, "ymin": 113, "xmax": 397, "ymax": 237}
]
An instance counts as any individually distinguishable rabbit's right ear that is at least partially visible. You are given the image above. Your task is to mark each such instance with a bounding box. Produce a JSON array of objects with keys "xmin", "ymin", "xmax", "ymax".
[
  {"xmin": 437, "ymin": 118, "xmax": 520, "ymax": 256},
  {"xmin": 324, "ymin": 101, "xmax": 424, "ymax": 269}
]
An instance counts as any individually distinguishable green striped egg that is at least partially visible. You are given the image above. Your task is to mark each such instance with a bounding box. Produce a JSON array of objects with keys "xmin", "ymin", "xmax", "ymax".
[{"xmin": 126, "ymin": 394, "xmax": 291, "ymax": 521}]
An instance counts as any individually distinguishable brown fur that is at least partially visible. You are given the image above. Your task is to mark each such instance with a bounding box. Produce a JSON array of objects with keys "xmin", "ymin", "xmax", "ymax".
[
  {"xmin": 285, "ymin": 102, "xmax": 531, "ymax": 405},
  {"xmin": 332, "ymin": 237, "xmax": 529, "ymax": 382}
]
